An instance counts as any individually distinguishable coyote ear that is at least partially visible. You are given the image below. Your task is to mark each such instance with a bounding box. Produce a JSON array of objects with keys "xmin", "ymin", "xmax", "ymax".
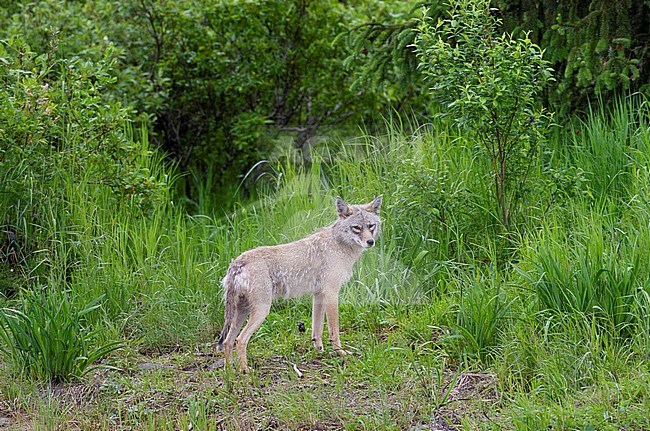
[
  {"xmin": 366, "ymin": 195, "xmax": 382, "ymax": 214},
  {"xmin": 336, "ymin": 196, "xmax": 353, "ymax": 219}
]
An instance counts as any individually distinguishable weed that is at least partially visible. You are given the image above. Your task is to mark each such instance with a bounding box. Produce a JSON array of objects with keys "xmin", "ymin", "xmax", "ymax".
[
  {"xmin": 0, "ymin": 289, "xmax": 122, "ymax": 382},
  {"xmin": 453, "ymin": 273, "xmax": 513, "ymax": 364}
]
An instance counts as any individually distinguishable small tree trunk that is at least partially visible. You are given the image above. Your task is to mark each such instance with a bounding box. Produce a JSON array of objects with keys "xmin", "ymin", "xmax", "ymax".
[{"xmin": 498, "ymin": 145, "xmax": 509, "ymax": 231}]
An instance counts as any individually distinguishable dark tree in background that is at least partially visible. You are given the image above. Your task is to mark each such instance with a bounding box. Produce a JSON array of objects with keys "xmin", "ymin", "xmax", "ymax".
[
  {"xmin": 1, "ymin": 0, "xmax": 382, "ymax": 201},
  {"xmin": 119, "ymin": 0, "xmax": 371, "ymax": 193},
  {"xmin": 499, "ymin": 0, "xmax": 650, "ymax": 114}
]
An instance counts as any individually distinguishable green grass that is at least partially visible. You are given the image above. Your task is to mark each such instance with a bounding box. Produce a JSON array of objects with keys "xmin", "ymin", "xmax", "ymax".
[
  {"xmin": 2, "ymin": 97, "xmax": 650, "ymax": 429},
  {"xmin": 0, "ymin": 289, "xmax": 122, "ymax": 382}
]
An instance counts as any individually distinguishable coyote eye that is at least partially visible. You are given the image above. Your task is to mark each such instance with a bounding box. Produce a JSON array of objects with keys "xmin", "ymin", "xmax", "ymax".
[
  {"xmin": 351, "ymin": 225, "xmax": 362, "ymax": 233},
  {"xmin": 368, "ymin": 224, "xmax": 376, "ymax": 231}
]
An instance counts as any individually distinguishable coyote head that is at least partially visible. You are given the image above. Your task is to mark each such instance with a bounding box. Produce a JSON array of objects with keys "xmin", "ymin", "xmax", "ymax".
[{"xmin": 334, "ymin": 195, "xmax": 382, "ymax": 249}]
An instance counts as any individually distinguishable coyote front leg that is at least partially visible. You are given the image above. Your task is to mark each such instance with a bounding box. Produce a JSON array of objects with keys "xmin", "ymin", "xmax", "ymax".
[
  {"xmin": 312, "ymin": 293, "xmax": 325, "ymax": 352},
  {"xmin": 324, "ymin": 294, "xmax": 348, "ymax": 355}
]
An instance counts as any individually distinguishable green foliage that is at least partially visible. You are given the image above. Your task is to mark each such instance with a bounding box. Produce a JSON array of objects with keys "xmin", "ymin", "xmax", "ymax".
[
  {"xmin": 568, "ymin": 98, "xmax": 639, "ymax": 203},
  {"xmin": 342, "ymin": 0, "xmax": 650, "ymax": 115},
  {"xmin": 1, "ymin": 1, "xmax": 163, "ymax": 119},
  {"xmin": 0, "ymin": 289, "xmax": 122, "ymax": 382},
  {"xmin": 453, "ymin": 272, "xmax": 512, "ymax": 364},
  {"xmin": 514, "ymin": 97, "xmax": 650, "ymax": 344},
  {"xmin": 2, "ymin": 0, "xmax": 650, "ymax": 426},
  {"xmin": 1, "ymin": 94, "xmax": 650, "ymax": 428},
  {"xmin": 499, "ymin": 0, "xmax": 650, "ymax": 114},
  {"xmin": 325, "ymin": 122, "xmax": 503, "ymax": 277},
  {"xmin": 342, "ymin": 1, "xmax": 443, "ymax": 121},
  {"xmin": 378, "ymin": 128, "xmax": 502, "ymax": 266},
  {"xmin": 0, "ymin": 35, "xmax": 170, "ymax": 295},
  {"xmin": 140, "ymin": 0, "xmax": 376, "ymax": 181},
  {"xmin": 414, "ymin": 0, "xmax": 553, "ymax": 231},
  {"xmin": 0, "ymin": 36, "xmax": 167, "ymax": 213},
  {"xmin": 521, "ymin": 221, "xmax": 641, "ymax": 333},
  {"xmin": 1, "ymin": 0, "xmax": 389, "ymax": 197}
]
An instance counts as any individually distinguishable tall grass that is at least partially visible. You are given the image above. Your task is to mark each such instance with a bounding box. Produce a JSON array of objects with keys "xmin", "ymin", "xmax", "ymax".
[
  {"xmin": 547, "ymin": 96, "xmax": 648, "ymax": 206},
  {"xmin": 516, "ymin": 97, "xmax": 650, "ymax": 343},
  {"xmin": 65, "ymin": 182, "xmax": 225, "ymax": 348},
  {"xmin": 520, "ymin": 214, "xmax": 644, "ymax": 327},
  {"xmin": 453, "ymin": 270, "xmax": 513, "ymax": 364}
]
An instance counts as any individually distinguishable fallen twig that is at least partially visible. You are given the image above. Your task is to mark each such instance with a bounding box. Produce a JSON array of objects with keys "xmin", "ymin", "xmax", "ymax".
[{"xmin": 290, "ymin": 362, "xmax": 303, "ymax": 378}]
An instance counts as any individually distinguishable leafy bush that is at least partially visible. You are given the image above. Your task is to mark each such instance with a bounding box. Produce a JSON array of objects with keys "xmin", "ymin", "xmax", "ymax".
[
  {"xmin": 2, "ymin": 1, "xmax": 418, "ymax": 200},
  {"xmin": 0, "ymin": 35, "xmax": 169, "ymax": 288},
  {"xmin": 0, "ymin": 36, "xmax": 167, "ymax": 211},
  {"xmin": 414, "ymin": 0, "xmax": 553, "ymax": 231},
  {"xmin": 0, "ymin": 290, "xmax": 122, "ymax": 382},
  {"xmin": 135, "ymin": 0, "xmax": 379, "ymax": 187},
  {"xmin": 386, "ymin": 128, "xmax": 493, "ymax": 265}
]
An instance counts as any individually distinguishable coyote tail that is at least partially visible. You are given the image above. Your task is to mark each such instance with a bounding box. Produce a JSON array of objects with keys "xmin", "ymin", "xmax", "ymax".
[{"xmin": 216, "ymin": 263, "xmax": 239, "ymax": 350}]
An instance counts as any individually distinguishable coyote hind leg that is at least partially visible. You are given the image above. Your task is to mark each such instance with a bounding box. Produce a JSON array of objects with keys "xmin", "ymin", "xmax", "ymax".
[{"xmin": 235, "ymin": 301, "xmax": 271, "ymax": 372}]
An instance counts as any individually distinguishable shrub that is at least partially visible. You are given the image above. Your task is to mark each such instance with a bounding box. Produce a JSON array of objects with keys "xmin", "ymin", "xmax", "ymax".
[
  {"xmin": 1, "ymin": 1, "xmax": 399, "ymax": 199},
  {"xmin": 0, "ymin": 36, "xmax": 169, "ymax": 287},
  {"xmin": 0, "ymin": 36, "xmax": 167, "ymax": 212},
  {"xmin": 414, "ymin": 0, "xmax": 553, "ymax": 232}
]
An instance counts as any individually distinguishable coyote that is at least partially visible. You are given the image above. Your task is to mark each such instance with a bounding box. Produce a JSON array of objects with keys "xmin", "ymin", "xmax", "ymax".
[{"xmin": 217, "ymin": 195, "xmax": 382, "ymax": 372}]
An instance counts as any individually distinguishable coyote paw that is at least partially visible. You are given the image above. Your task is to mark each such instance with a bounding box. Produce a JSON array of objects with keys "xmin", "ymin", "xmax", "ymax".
[{"xmin": 312, "ymin": 338, "xmax": 324, "ymax": 352}]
